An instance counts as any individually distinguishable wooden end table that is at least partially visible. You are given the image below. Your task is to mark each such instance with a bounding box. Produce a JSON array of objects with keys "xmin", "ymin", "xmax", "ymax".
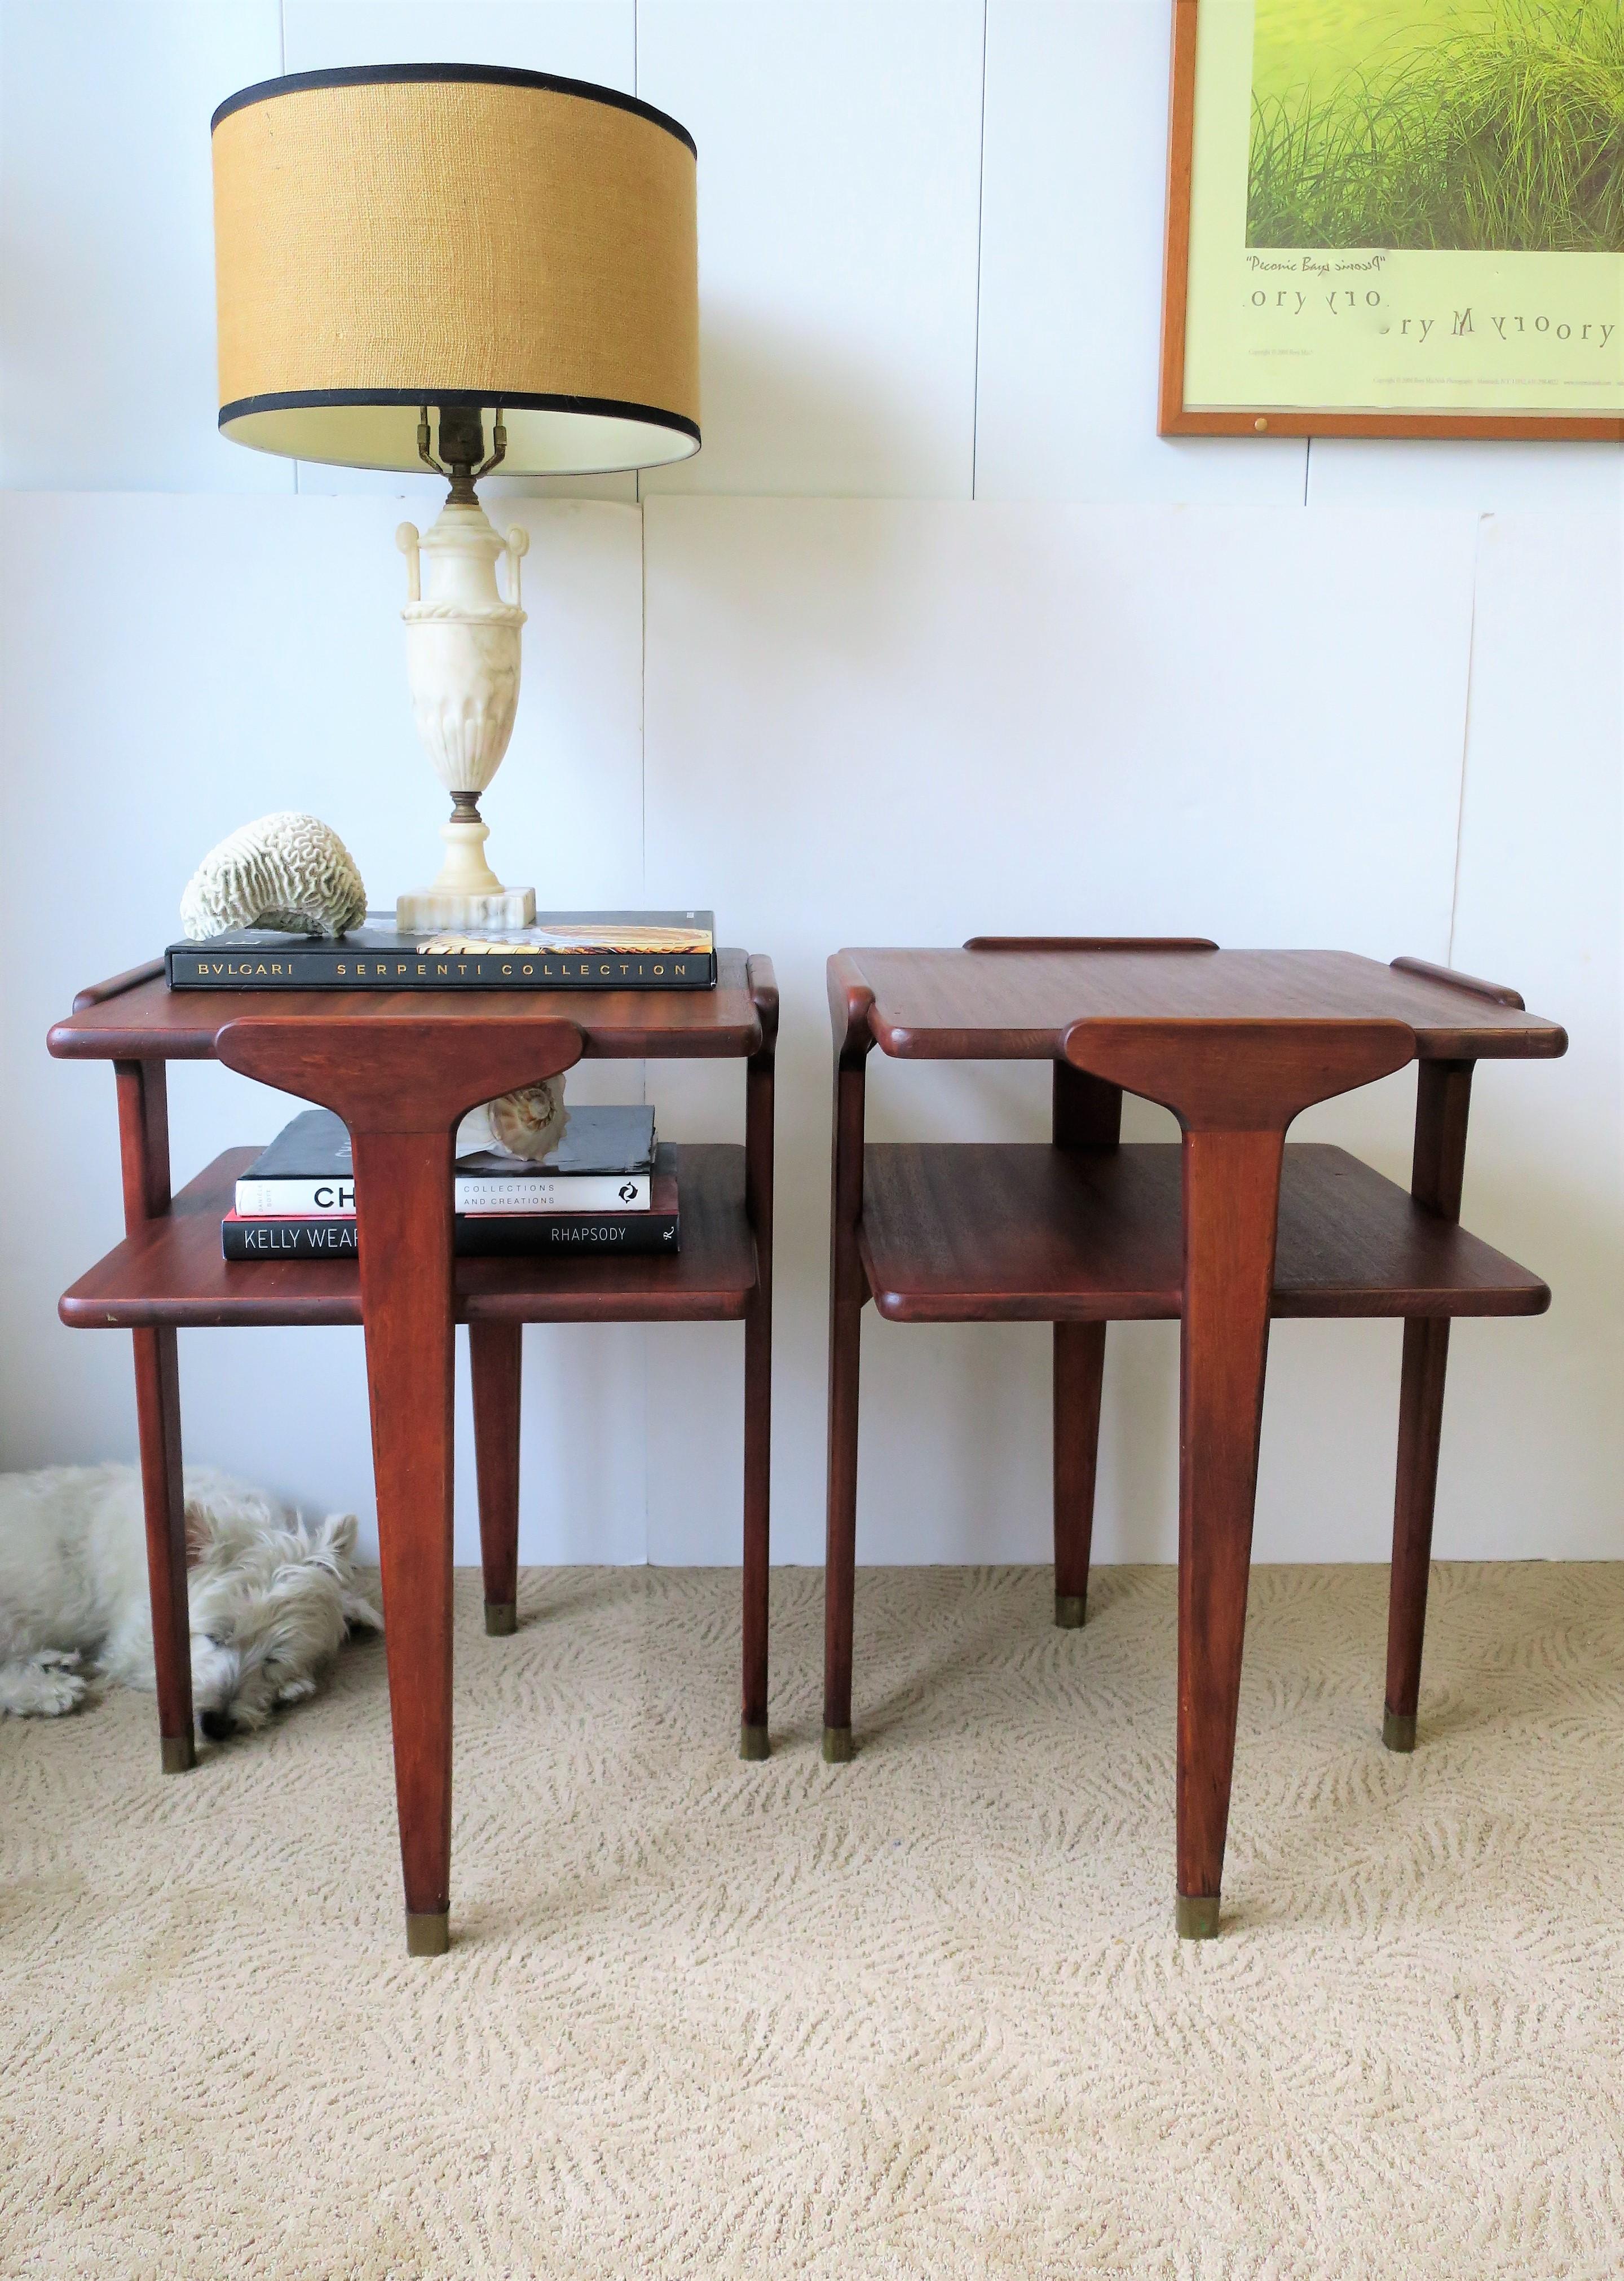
[
  {"xmin": 49, "ymin": 952, "xmax": 776, "ymax": 1956},
  {"xmin": 823, "ymin": 939, "xmax": 1564, "ymax": 1937}
]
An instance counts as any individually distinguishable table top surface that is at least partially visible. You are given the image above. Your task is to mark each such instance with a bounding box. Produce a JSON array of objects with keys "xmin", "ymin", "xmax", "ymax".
[
  {"xmin": 834, "ymin": 946, "xmax": 1565, "ymax": 1062},
  {"xmin": 50, "ymin": 949, "xmax": 766, "ymax": 1062}
]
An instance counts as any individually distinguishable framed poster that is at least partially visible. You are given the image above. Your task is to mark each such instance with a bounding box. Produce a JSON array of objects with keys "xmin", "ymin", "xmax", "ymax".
[{"xmin": 1160, "ymin": 0, "xmax": 1624, "ymax": 437}]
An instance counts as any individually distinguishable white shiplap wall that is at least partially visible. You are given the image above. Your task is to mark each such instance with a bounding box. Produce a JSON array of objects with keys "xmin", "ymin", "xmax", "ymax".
[
  {"xmin": 637, "ymin": 2, "xmax": 986, "ymax": 499},
  {"xmin": 1, "ymin": 0, "xmax": 1618, "ymax": 1572}
]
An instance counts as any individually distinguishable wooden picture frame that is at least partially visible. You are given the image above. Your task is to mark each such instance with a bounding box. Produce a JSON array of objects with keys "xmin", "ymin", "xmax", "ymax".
[{"xmin": 1159, "ymin": 0, "xmax": 1624, "ymax": 441}]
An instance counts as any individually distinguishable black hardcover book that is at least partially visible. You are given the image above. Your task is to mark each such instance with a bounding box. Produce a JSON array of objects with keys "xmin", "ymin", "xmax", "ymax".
[
  {"xmin": 241, "ymin": 1104, "xmax": 657, "ymax": 1185},
  {"xmin": 167, "ymin": 910, "xmax": 716, "ymax": 992},
  {"xmin": 223, "ymin": 1167, "xmax": 681, "ymax": 1260}
]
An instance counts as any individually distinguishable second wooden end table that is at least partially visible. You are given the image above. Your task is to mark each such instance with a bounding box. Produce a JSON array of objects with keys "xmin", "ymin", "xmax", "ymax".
[{"xmin": 823, "ymin": 939, "xmax": 1563, "ymax": 1936}]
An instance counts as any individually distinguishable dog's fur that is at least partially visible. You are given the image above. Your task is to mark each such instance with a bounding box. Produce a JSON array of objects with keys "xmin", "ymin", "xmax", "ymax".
[{"xmin": 0, "ymin": 1465, "xmax": 381, "ymax": 1738}]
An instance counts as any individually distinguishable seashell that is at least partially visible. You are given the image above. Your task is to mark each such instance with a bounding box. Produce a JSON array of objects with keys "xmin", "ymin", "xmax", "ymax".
[
  {"xmin": 454, "ymin": 1079, "xmax": 569, "ymax": 1163},
  {"xmin": 180, "ymin": 812, "xmax": 368, "ymax": 941}
]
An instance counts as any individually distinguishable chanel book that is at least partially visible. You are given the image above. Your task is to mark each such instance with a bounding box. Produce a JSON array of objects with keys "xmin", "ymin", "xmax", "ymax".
[
  {"xmin": 234, "ymin": 1106, "xmax": 657, "ymax": 1218},
  {"xmin": 167, "ymin": 910, "xmax": 716, "ymax": 992}
]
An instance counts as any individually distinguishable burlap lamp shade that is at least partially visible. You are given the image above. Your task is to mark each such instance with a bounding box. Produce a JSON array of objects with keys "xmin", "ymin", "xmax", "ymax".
[{"xmin": 211, "ymin": 64, "xmax": 700, "ymax": 474}]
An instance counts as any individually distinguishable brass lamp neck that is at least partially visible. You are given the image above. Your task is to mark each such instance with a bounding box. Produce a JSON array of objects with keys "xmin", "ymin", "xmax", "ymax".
[{"xmin": 417, "ymin": 403, "xmax": 508, "ymax": 502}]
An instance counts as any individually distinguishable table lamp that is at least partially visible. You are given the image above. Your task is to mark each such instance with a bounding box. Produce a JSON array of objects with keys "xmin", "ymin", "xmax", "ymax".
[{"xmin": 211, "ymin": 64, "xmax": 700, "ymax": 930}]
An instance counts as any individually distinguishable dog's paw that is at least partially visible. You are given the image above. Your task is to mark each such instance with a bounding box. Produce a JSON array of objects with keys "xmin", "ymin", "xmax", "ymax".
[
  {"xmin": 0, "ymin": 1654, "xmax": 90, "ymax": 1717},
  {"xmin": 37, "ymin": 1664, "xmax": 89, "ymax": 1714}
]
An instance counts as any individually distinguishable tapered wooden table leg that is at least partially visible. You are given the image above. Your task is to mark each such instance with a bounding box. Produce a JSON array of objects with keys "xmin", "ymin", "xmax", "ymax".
[
  {"xmin": 1385, "ymin": 1059, "xmax": 1473, "ymax": 1751},
  {"xmin": 822, "ymin": 1006, "xmax": 870, "ymax": 1765},
  {"xmin": 217, "ymin": 1011, "xmax": 584, "ymax": 1957},
  {"xmin": 1051, "ymin": 1058, "xmax": 1119, "ymax": 1634},
  {"xmin": 133, "ymin": 1323, "xmax": 193, "ymax": 1771},
  {"xmin": 470, "ymin": 1322, "xmax": 522, "ymax": 1636},
  {"xmin": 1053, "ymin": 1321, "xmax": 1106, "ymax": 1628},
  {"xmin": 1174, "ymin": 1128, "xmax": 1283, "ymax": 1938},
  {"xmin": 740, "ymin": 1290, "xmax": 772, "ymax": 1758},
  {"xmin": 740, "ymin": 975, "xmax": 776, "ymax": 1760},
  {"xmin": 354, "ymin": 1129, "xmax": 458, "ymax": 1957},
  {"xmin": 1385, "ymin": 1321, "xmax": 1450, "ymax": 1750},
  {"xmin": 823, "ymin": 1295, "xmax": 862, "ymax": 1762},
  {"xmin": 114, "ymin": 1059, "xmax": 193, "ymax": 1771},
  {"xmin": 1063, "ymin": 1015, "xmax": 1415, "ymax": 1936}
]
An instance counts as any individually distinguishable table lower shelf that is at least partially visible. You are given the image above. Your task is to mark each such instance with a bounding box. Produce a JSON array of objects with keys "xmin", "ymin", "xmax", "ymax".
[
  {"xmin": 61, "ymin": 1144, "xmax": 757, "ymax": 1328},
  {"xmin": 858, "ymin": 1143, "xmax": 1548, "ymax": 1323}
]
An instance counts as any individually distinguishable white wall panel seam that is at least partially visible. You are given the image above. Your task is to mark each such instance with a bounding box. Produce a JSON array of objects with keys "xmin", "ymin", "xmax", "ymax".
[
  {"xmin": 1446, "ymin": 516, "xmax": 1491, "ymax": 969},
  {"xmin": 283, "ymin": 0, "xmax": 290, "ymax": 481},
  {"xmin": 971, "ymin": 0, "xmax": 989, "ymax": 502},
  {"xmin": 634, "ymin": 0, "xmax": 641, "ymax": 536},
  {"xmin": 633, "ymin": 0, "xmax": 640, "ymax": 510},
  {"xmin": 639, "ymin": 483, "xmax": 651, "ymax": 1567}
]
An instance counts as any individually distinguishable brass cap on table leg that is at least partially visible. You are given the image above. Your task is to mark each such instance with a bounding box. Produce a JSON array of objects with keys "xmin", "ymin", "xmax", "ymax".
[
  {"xmin": 738, "ymin": 1721, "xmax": 770, "ymax": 1762},
  {"xmin": 822, "ymin": 1725, "xmax": 854, "ymax": 1764},
  {"xmin": 484, "ymin": 1601, "xmax": 517, "ymax": 1637},
  {"xmin": 1176, "ymin": 1894, "xmax": 1221, "ymax": 1941},
  {"xmin": 161, "ymin": 1734, "xmax": 195, "ymax": 1773},
  {"xmin": 1054, "ymin": 1593, "xmax": 1087, "ymax": 1630},
  {"xmin": 405, "ymin": 1910, "xmax": 450, "ymax": 1957},
  {"xmin": 1383, "ymin": 1708, "xmax": 1418, "ymax": 1753}
]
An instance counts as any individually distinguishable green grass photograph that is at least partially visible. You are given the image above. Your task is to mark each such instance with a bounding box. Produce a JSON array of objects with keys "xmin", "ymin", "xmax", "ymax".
[{"xmin": 1248, "ymin": 0, "xmax": 1624, "ymax": 249}]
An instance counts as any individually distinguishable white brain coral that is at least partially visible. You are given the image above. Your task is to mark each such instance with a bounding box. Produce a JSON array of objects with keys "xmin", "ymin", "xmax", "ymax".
[{"xmin": 180, "ymin": 813, "xmax": 368, "ymax": 941}]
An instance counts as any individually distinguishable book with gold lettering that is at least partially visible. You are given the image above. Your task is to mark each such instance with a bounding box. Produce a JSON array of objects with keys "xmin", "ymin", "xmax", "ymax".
[{"xmin": 167, "ymin": 910, "xmax": 716, "ymax": 991}]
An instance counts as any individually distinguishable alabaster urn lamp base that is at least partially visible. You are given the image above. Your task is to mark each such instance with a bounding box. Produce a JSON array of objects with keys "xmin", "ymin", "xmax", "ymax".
[{"xmin": 395, "ymin": 443, "xmax": 535, "ymax": 934}]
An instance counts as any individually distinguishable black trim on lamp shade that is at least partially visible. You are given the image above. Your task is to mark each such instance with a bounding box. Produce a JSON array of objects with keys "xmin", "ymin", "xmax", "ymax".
[
  {"xmin": 219, "ymin": 389, "xmax": 700, "ymax": 441},
  {"xmin": 210, "ymin": 62, "xmax": 698, "ymax": 156},
  {"xmin": 217, "ymin": 390, "xmax": 701, "ymax": 475}
]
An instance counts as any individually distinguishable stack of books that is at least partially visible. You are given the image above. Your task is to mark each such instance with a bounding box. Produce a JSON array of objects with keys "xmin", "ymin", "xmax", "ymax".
[
  {"xmin": 222, "ymin": 1104, "xmax": 679, "ymax": 1259},
  {"xmin": 180, "ymin": 908, "xmax": 712, "ymax": 1267}
]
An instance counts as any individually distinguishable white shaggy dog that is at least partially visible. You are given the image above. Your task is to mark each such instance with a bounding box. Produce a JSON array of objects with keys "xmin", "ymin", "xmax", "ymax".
[{"xmin": 0, "ymin": 1464, "xmax": 382, "ymax": 1738}]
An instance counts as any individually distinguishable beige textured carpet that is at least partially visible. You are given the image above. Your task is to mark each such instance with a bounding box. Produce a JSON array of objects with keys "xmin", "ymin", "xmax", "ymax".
[{"xmin": 3, "ymin": 1562, "xmax": 1623, "ymax": 2279}]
